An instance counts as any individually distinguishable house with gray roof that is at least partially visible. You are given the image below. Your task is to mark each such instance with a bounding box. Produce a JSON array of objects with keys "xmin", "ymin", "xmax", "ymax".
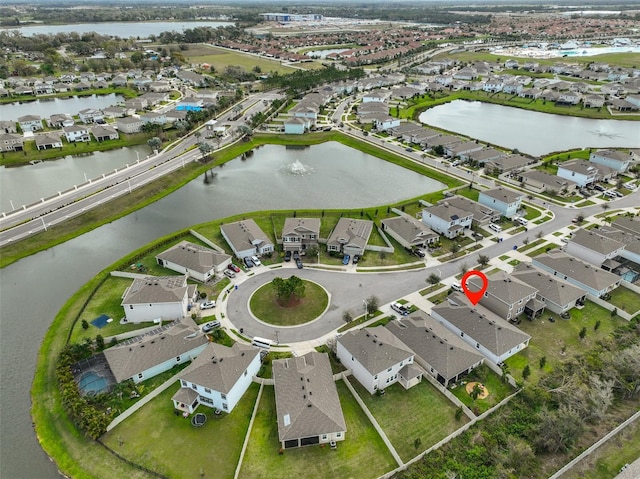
[
  {"xmin": 273, "ymin": 352, "xmax": 346, "ymax": 449},
  {"xmin": 281, "ymin": 218, "xmax": 320, "ymax": 254},
  {"xmin": 557, "ymin": 159, "xmax": 612, "ymax": 187},
  {"xmin": 421, "ymin": 203, "xmax": 473, "ymax": 239},
  {"xmin": 467, "ymin": 270, "xmax": 541, "ymax": 321},
  {"xmin": 18, "ymin": 114, "xmax": 43, "ymax": 132},
  {"xmin": 484, "ymin": 153, "xmax": 533, "ymax": 174},
  {"xmin": 0, "ymin": 120, "xmax": 17, "ymax": 134},
  {"xmin": 596, "ymin": 225, "xmax": 640, "ymax": 282},
  {"xmin": 590, "ymin": 149, "xmax": 631, "ymax": 173},
  {"xmin": 511, "ymin": 263, "xmax": 587, "ymax": 315},
  {"xmin": 63, "ymin": 125, "xmax": 90, "ymax": 143},
  {"xmin": 220, "ymin": 219, "xmax": 274, "ymax": 260},
  {"xmin": 35, "ymin": 133, "xmax": 63, "ymax": 150},
  {"xmin": 156, "ymin": 241, "xmax": 231, "ymax": 283},
  {"xmin": 437, "ymin": 195, "xmax": 500, "ymax": 226},
  {"xmin": 478, "ymin": 187, "xmax": 523, "ymax": 219},
  {"xmin": 172, "ymin": 342, "xmax": 261, "ymax": 415},
  {"xmin": 0, "ymin": 133, "xmax": 23, "ymax": 152},
  {"xmin": 337, "ymin": 327, "xmax": 420, "ymax": 394},
  {"xmin": 121, "ymin": 275, "xmax": 198, "ymax": 323},
  {"xmin": 431, "ymin": 293, "xmax": 531, "ymax": 364},
  {"xmin": 532, "ymin": 251, "xmax": 621, "ymax": 298},
  {"xmin": 386, "ymin": 312, "xmax": 484, "ymax": 387},
  {"xmin": 92, "ymin": 125, "xmax": 119, "ymax": 142},
  {"xmin": 116, "ymin": 117, "xmax": 144, "ymax": 134},
  {"xmin": 380, "ymin": 215, "xmax": 439, "ymax": 250},
  {"xmin": 445, "ymin": 141, "xmax": 483, "ymax": 159},
  {"xmin": 103, "ymin": 317, "xmax": 208, "ymax": 384},
  {"xmin": 565, "ymin": 228, "xmax": 626, "ymax": 267},
  {"xmin": 518, "ymin": 170, "xmax": 578, "ymax": 195},
  {"xmin": 326, "ymin": 218, "xmax": 373, "ymax": 256},
  {"xmin": 460, "ymin": 147, "xmax": 505, "ymax": 165},
  {"xmin": 47, "ymin": 113, "xmax": 74, "ymax": 128}
]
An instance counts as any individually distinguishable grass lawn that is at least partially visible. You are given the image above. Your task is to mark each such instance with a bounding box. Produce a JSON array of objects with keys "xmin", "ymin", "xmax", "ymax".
[
  {"xmin": 562, "ymin": 417, "xmax": 640, "ymax": 479},
  {"xmin": 249, "ymin": 279, "xmax": 328, "ymax": 326},
  {"xmin": 504, "ymin": 301, "xmax": 627, "ymax": 385},
  {"xmin": 526, "ymin": 243, "xmax": 558, "ymax": 257},
  {"xmin": 181, "ymin": 44, "xmax": 299, "ymax": 75},
  {"xmin": 102, "ymin": 382, "xmax": 259, "ymax": 479},
  {"xmin": 450, "ymin": 365, "xmax": 515, "ymax": 415},
  {"xmin": 349, "ymin": 378, "xmax": 467, "ymax": 462},
  {"xmin": 451, "ymin": 186, "xmax": 480, "ymax": 202},
  {"xmin": 239, "ymin": 382, "xmax": 396, "ymax": 479},
  {"xmin": 607, "ymin": 286, "xmax": 640, "ymax": 317}
]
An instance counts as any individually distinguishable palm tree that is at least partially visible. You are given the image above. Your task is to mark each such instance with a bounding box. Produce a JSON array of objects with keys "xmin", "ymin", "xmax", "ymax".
[{"xmin": 470, "ymin": 383, "xmax": 484, "ymax": 401}]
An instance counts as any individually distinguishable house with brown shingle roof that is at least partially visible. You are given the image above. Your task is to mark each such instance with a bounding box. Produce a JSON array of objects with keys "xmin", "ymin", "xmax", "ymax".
[
  {"xmin": 326, "ymin": 218, "xmax": 373, "ymax": 256},
  {"xmin": 220, "ymin": 219, "xmax": 274, "ymax": 260},
  {"xmin": 281, "ymin": 218, "xmax": 320, "ymax": 254},
  {"xmin": 467, "ymin": 270, "xmax": 541, "ymax": 321},
  {"xmin": 172, "ymin": 342, "xmax": 261, "ymax": 414},
  {"xmin": 565, "ymin": 228, "xmax": 626, "ymax": 267},
  {"xmin": 381, "ymin": 215, "xmax": 439, "ymax": 250},
  {"xmin": 121, "ymin": 275, "xmax": 198, "ymax": 323},
  {"xmin": 273, "ymin": 352, "xmax": 346, "ymax": 449},
  {"xmin": 156, "ymin": 240, "xmax": 231, "ymax": 283}
]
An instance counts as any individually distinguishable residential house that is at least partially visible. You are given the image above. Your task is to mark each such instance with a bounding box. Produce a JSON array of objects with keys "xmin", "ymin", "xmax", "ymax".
[
  {"xmin": 386, "ymin": 312, "xmax": 485, "ymax": 387},
  {"xmin": 466, "ymin": 270, "xmax": 541, "ymax": 321},
  {"xmin": 423, "ymin": 134, "xmax": 462, "ymax": 150},
  {"xmin": 362, "ymin": 90, "xmax": 390, "ymax": 103},
  {"xmin": 0, "ymin": 120, "xmax": 17, "ymax": 134},
  {"xmin": 176, "ymin": 97, "xmax": 204, "ymax": 111},
  {"xmin": 273, "ymin": 352, "xmax": 347, "ymax": 449},
  {"xmin": 140, "ymin": 112, "xmax": 167, "ymax": 125},
  {"xmin": 532, "ymin": 252, "xmax": 621, "ymax": 298},
  {"xmin": 176, "ymin": 70, "xmax": 208, "ymax": 87},
  {"xmin": 557, "ymin": 92, "xmax": 582, "ymax": 105},
  {"xmin": 484, "ymin": 154, "xmax": 533, "ymax": 174},
  {"xmin": 431, "ymin": 293, "xmax": 532, "ymax": 365},
  {"xmin": 147, "ymin": 81, "xmax": 172, "ymax": 93},
  {"xmin": 166, "ymin": 110, "xmax": 188, "ymax": 123},
  {"xmin": 291, "ymin": 103, "xmax": 319, "ymax": 125},
  {"xmin": 34, "ymin": 133, "xmax": 63, "ymax": 150},
  {"xmin": 18, "ymin": 115, "xmax": 43, "ymax": 132},
  {"xmin": 63, "ymin": 125, "xmax": 90, "ymax": 143},
  {"xmin": 597, "ymin": 225, "xmax": 640, "ymax": 282},
  {"xmin": 374, "ymin": 116, "xmax": 401, "ymax": 131},
  {"xmin": 511, "ymin": 263, "xmax": 587, "ymax": 315},
  {"xmin": 337, "ymin": 327, "xmax": 421, "ymax": 395},
  {"xmin": 460, "ymin": 147, "xmax": 504, "ymax": 165},
  {"xmin": 590, "ymin": 149, "xmax": 631, "ymax": 173},
  {"xmin": 445, "ymin": 141, "xmax": 483, "ymax": 159},
  {"xmin": 557, "ymin": 159, "xmax": 605, "ymax": 187},
  {"xmin": 284, "ymin": 117, "xmax": 309, "ymax": 134},
  {"xmin": 116, "ymin": 117, "xmax": 144, "ymax": 134},
  {"xmin": 103, "ymin": 317, "xmax": 208, "ymax": 384},
  {"xmin": 437, "ymin": 195, "xmax": 500, "ymax": 226},
  {"xmin": 102, "ymin": 106, "xmax": 126, "ymax": 119},
  {"xmin": 380, "ymin": 215, "xmax": 439, "ymax": 250},
  {"xmin": 156, "ymin": 241, "xmax": 232, "ymax": 283},
  {"xmin": 220, "ymin": 219, "xmax": 274, "ymax": 260},
  {"xmin": 518, "ymin": 170, "xmax": 578, "ymax": 195},
  {"xmin": 453, "ymin": 67, "xmax": 478, "ymax": 81},
  {"xmin": 47, "ymin": 114, "xmax": 74, "ymax": 128},
  {"xmin": 78, "ymin": 108, "xmax": 103, "ymax": 124},
  {"xmin": 120, "ymin": 275, "xmax": 198, "ymax": 323},
  {"xmin": 281, "ymin": 218, "xmax": 321, "ymax": 253},
  {"xmin": 583, "ymin": 94, "xmax": 605, "ymax": 108},
  {"xmin": 172, "ymin": 342, "xmax": 261, "ymax": 414},
  {"xmin": 421, "ymin": 203, "xmax": 473, "ymax": 239},
  {"xmin": 565, "ymin": 228, "xmax": 626, "ymax": 267},
  {"xmin": 482, "ymin": 78, "xmax": 504, "ymax": 93},
  {"xmin": 389, "ymin": 122, "xmax": 423, "ymax": 139},
  {"xmin": 0, "ymin": 133, "xmax": 24, "ymax": 152},
  {"xmin": 326, "ymin": 218, "xmax": 373, "ymax": 256},
  {"xmin": 91, "ymin": 125, "xmax": 119, "ymax": 142},
  {"xmin": 478, "ymin": 187, "xmax": 523, "ymax": 219}
]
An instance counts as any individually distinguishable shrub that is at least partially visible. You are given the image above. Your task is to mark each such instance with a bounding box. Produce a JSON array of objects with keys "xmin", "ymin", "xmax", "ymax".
[{"xmin": 81, "ymin": 319, "xmax": 89, "ymax": 330}]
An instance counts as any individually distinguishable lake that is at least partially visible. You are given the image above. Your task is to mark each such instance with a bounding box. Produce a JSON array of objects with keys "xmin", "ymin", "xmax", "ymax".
[
  {"xmin": 1, "ymin": 93, "xmax": 125, "ymax": 122},
  {"xmin": 0, "ymin": 141, "xmax": 444, "ymax": 478},
  {"xmin": 419, "ymin": 100, "xmax": 640, "ymax": 156},
  {"xmin": 6, "ymin": 21, "xmax": 233, "ymax": 38}
]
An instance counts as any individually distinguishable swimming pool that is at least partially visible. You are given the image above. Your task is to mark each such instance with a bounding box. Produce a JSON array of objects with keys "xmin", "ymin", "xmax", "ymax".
[{"xmin": 78, "ymin": 371, "xmax": 109, "ymax": 395}]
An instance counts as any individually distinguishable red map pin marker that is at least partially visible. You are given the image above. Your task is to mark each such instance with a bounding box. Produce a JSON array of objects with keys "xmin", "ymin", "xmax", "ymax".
[{"xmin": 461, "ymin": 270, "xmax": 488, "ymax": 305}]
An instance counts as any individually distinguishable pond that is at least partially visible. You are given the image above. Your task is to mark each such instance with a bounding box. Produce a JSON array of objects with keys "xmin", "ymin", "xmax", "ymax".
[{"xmin": 1, "ymin": 93, "xmax": 125, "ymax": 122}]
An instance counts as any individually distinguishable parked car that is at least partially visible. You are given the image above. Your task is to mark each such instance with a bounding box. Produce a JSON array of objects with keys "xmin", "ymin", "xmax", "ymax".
[
  {"xmin": 514, "ymin": 216, "xmax": 528, "ymax": 226},
  {"xmin": 352, "ymin": 254, "xmax": 360, "ymax": 264},
  {"xmin": 594, "ymin": 184, "xmax": 605, "ymax": 192},
  {"xmin": 251, "ymin": 255, "xmax": 261, "ymax": 266},
  {"xmin": 391, "ymin": 302, "xmax": 409, "ymax": 316},
  {"xmin": 488, "ymin": 223, "xmax": 502, "ymax": 233},
  {"xmin": 202, "ymin": 320, "xmax": 220, "ymax": 332},
  {"xmin": 451, "ymin": 283, "xmax": 463, "ymax": 292},
  {"xmin": 405, "ymin": 147, "xmax": 413, "ymax": 152},
  {"xmin": 342, "ymin": 254, "xmax": 351, "ymax": 265},
  {"xmin": 295, "ymin": 258, "xmax": 303, "ymax": 269},
  {"xmin": 413, "ymin": 249, "xmax": 425, "ymax": 258},
  {"xmin": 201, "ymin": 301, "xmax": 216, "ymax": 310},
  {"xmin": 224, "ymin": 269, "xmax": 236, "ymax": 278},
  {"xmin": 472, "ymin": 232, "xmax": 484, "ymax": 240},
  {"xmin": 284, "ymin": 250, "xmax": 292, "ymax": 262},
  {"xmin": 244, "ymin": 257, "xmax": 254, "ymax": 268},
  {"xmin": 228, "ymin": 263, "xmax": 241, "ymax": 273},
  {"xmin": 293, "ymin": 251, "xmax": 300, "ymax": 260}
]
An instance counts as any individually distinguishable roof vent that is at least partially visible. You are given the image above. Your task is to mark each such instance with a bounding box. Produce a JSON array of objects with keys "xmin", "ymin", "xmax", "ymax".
[
  {"xmin": 140, "ymin": 344, "xmax": 145, "ymax": 348},
  {"xmin": 307, "ymin": 404, "xmax": 312, "ymax": 408},
  {"xmin": 241, "ymin": 352, "xmax": 245, "ymax": 356},
  {"xmin": 219, "ymin": 358, "xmax": 223, "ymax": 362}
]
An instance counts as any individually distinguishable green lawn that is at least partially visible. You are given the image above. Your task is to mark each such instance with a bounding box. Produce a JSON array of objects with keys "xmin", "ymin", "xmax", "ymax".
[
  {"xmin": 607, "ymin": 286, "xmax": 640, "ymax": 317},
  {"xmin": 181, "ymin": 44, "xmax": 300, "ymax": 75},
  {"xmin": 102, "ymin": 382, "xmax": 260, "ymax": 479},
  {"xmin": 239, "ymin": 382, "xmax": 396, "ymax": 479},
  {"xmin": 504, "ymin": 301, "xmax": 627, "ymax": 385},
  {"xmin": 450, "ymin": 365, "xmax": 515, "ymax": 415},
  {"xmin": 349, "ymin": 378, "xmax": 466, "ymax": 462},
  {"xmin": 249, "ymin": 280, "xmax": 328, "ymax": 326}
]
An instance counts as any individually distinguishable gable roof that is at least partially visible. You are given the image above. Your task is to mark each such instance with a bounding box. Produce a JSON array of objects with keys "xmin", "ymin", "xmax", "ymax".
[
  {"xmin": 338, "ymin": 327, "xmax": 413, "ymax": 375},
  {"xmin": 423, "ymin": 203, "xmax": 471, "ymax": 223},
  {"xmin": 156, "ymin": 241, "xmax": 231, "ymax": 274},
  {"xmin": 467, "ymin": 270, "xmax": 538, "ymax": 306},
  {"xmin": 479, "ymin": 187, "xmax": 523, "ymax": 205},
  {"xmin": 104, "ymin": 318, "xmax": 207, "ymax": 382},
  {"xmin": 431, "ymin": 294, "xmax": 531, "ymax": 357},
  {"xmin": 121, "ymin": 275, "xmax": 188, "ymax": 305},
  {"xmin": 532, "ymin": 251, "xmax": 621, "ymax": 292},
  {"xmin": 178, "ymin": 342, "xmax": 259, "ymax": 393},
  {"xmin": 386, "ymin": 312, "xmax": 484, "ymax": 381},
  {"xmin": 520, "ymin": 170, "xmax": 577, "ymax": 189},
  {"xmin": 273, "ymin": 352, "xmax": 346, "ymax": 442},
  {"xmin": 611, "ymin": 217, "xmax": 640, "ymax": 237},
  {"xmin": 511, "ymin": 263, "xmax": 586, "ymax": 306}
]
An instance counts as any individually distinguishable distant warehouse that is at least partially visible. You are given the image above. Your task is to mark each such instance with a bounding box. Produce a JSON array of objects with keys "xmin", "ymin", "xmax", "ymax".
[{"xmin": 260, "ymin": 13, "xmax": 323, "ymax": 22}]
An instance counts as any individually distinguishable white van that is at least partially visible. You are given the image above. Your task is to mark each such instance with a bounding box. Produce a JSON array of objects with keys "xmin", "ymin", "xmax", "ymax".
[
  {"xmin": 251, "ymin": 337, "xmax": 273, "ymax": 349},
  {"xmin": 515, "ymin": 217, "xmax": 528, "ymax": 226},
  {"xmin": 488, "ymin": 223, "xmax": 502, "ymax": 233}
]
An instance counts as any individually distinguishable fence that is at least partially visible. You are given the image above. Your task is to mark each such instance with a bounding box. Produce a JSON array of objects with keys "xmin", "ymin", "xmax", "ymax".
[{"xmin": 587, "ymin": 294, "xmax": 634, "ymax": 321}]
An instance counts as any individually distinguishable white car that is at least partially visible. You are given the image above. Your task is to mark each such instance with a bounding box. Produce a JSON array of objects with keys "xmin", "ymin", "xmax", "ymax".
[
  {"xmin": 488, "ymin": 223, "xmax": 502, "ymax": 233},
  {"xmin": 251, "ymin": 255, "xmax": 262, "ymax": 266},
  {"xmin": 390, "ymin": 302, "xmax": 409, "ymax": 316},
  {"xmin": 224, "ymin": 269, "xmax": 236, "ymax": 278},
  {"xmin": 201, "ymin": 301, "xmax": 216, "ymax": 310}
]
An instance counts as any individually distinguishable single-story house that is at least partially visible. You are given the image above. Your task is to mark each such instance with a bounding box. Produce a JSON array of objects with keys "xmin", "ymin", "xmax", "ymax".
[
  {"xmin": 35, "ymin": 133, "xmax": 63, "ymax": 150},
  {"xmin": 116, "ymin": 117, "xmax": 144, "ymax": 134},
  {"xmin": 47, "ymin": 114, "xmax": 75, "ymax": 128},
  {"xmin": 484, "ymin": 154, "xmax": 533, "ymax": 174},
  {"xmin": 91, "ymin": 125, "xmax": 119, "ymax": 142},
  {"xmin": 273, "ymin": 352, "xmax": 346, "ymax": 449},
  {"xmin": 326, "ymin": 218, "xmax": 373, "ymax": 256},
  {"xmin": 220, "ymin": 219, "xmax": 274, "ymax": 260},
  {"xmin": 0, "ymin": 133, "xmax": 24, "ymax": 152},
  {"xmin": 380, "ymin": 215, "xmax": 439, "ymax": 250},
  {"xmin": 120, "ymin": 275, "xmax": 198, "ymax": 323},
  {"xmin": 518, "ymin": 170, "xmax": 578, "ymax": 195},
  {"xmin": 0, "ymin": 120, "xmax": 17, "ymax": 134},
  {"xmin": 172, "ymin": 342, "xmax": 261, "ymax": 414},
  {"xmin": 156, "ymin": 241, "xmax": 232, "ymax": 283}
]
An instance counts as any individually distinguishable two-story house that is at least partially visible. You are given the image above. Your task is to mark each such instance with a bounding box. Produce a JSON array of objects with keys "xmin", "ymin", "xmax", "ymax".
[
  {"xmin": 421, "ymin": 203, "xmax": 473, "ymax": 239},
  {"xmin": 438, "ymin": 195, "xmax": 500, "ymax": 227},
  {"xmin": 220, "ymin": 219, "xmax": 274, "ymax": 260},
  {"xmin": 281, "ymin": 217, "xmax": 321, "ymax": 254},
  {"xmin": 116, "ymin": 117, "xmax": 144, "ymax": 134},
  {"xmin": 172, "ymin": 342, "xmax": 261, "ymax": 415},
  {"xmin": 63, "ymin": 125, "xmax": 90, "ymax": 143},
  {"xmin": 18, "ymin": 115, "xmax": 43, "ymax": 132},
  {"xmin": 337, "ymin": 327, "xmax": 421, "ymax": 394},
  {"xmin": 557, "ymin": 159, "xmax": 604, "ymax": 187},
  {"xmin": 467, "ymin": 271, "xmax": 541, "ymax": 321},
  {"xmin": 326, "ymin": 218, "xmax": 373, "ymax": 256},
  {"xmin": 478, "ymin": 187, "xmax": 523, "ymax": 219},
  {"xmin": 78, "ymin": 108, "xmax": 104, "ymax": 124},
  {"xmin": 565, "ymin": 228, "xmax": 626, "ymax": 267},
  {"xmin": 590, "ymin": 149, "xmax": 631, "ymax": 173},
  {"xmin": 120, "ymin": 275, "xmax": 198, "ymax": 323}
]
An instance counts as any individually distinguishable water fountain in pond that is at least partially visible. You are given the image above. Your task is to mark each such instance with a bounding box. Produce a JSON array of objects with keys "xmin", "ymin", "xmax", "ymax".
[{"xmin": 282, "ymin": 159, "xmax": 315, "ymax": 176}]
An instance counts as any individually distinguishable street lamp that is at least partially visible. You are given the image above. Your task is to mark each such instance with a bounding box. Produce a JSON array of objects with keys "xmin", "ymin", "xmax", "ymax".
[{"xmin": 363, "ymin": 299, "xmax": 368, "ymax": 322}]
